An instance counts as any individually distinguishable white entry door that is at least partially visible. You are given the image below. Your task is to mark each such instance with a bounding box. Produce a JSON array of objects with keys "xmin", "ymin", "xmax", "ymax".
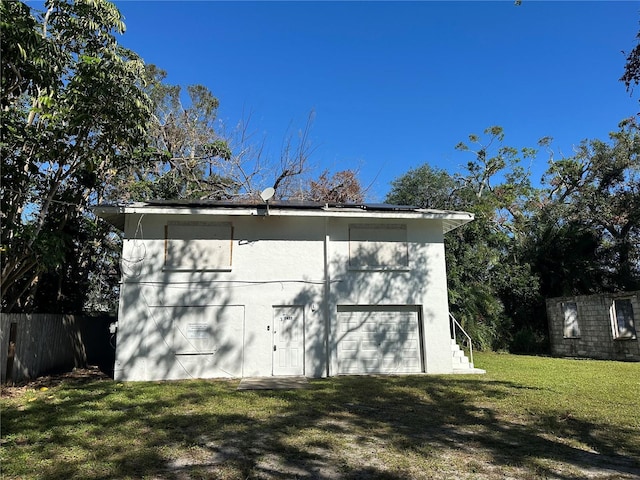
[{"xmin": 273, "ymin": 306, "xmax": 304, "ymax": 376}]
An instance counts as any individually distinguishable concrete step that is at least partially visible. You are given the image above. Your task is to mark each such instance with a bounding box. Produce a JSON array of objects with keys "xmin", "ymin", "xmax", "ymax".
[
  {"xmin": 454, "ymin": 356, "xmax": 470, "ymax": 366},
  {"xmin": 451, "ymin": 340, "xmax": 475, "ymax": 371},
  {"xmin": 452, "ymin": 367, "xmax": 486, "ymax": 375},
  {"xmin": 452, "ymin": 348, "xmax": 466, "ymax": 358},
  {"xmin": 450, "ymin": 337, "xmax": 485, "ymax": 374}
]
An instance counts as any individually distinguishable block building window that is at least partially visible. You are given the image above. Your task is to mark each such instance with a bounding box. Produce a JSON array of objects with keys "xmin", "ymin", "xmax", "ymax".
[
  {"xmin": 561, "ymin": 301, "xmax": 580, "ymax": 338},
  {"xmin": 611, "ymin": 299, "xmax": 637, "ymax": 339},
  {"xmin": 349, "ymin": 224, "xmax": 408, "ymax": 270},
  {"xmin": 165, "ymin": 221, "xmax": 233, "ymax": 271}
]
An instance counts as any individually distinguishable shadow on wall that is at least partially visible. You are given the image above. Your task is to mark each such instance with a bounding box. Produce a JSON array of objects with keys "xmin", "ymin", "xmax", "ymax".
[
  {"xmin": 117, "ymin": 214, "xmax": 340, "ymax": 380},
  {"xmin": 289, "ymin": 238, "xmax": 437, "ymax": 375},
  {"xmin": 117, "ymin": 221, "xmax": 242, "ymax": 380},
  {"xmin": 116, "ymin": 215, "xmax": 441, "ymax": 379}
]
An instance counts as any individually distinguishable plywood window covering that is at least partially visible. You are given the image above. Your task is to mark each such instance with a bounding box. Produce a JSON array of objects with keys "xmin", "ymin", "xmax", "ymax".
[
  {"xmin": 611, "ymin": 298, "xmax": 637, "ymax": 339},
  {"xmin": 349, "ymin": 224, "xmax": 408, "ymax": 270},
  {"xmin": 165, "ymin": 221, "xmax": 233, "ymax": 271},
  {"xmin": 167, "ymin": 305, "xmax": 244, "ymax": 355},
  {"xmin": 561, "ymin": 302, "xmax": 580, "ymax": 338}
]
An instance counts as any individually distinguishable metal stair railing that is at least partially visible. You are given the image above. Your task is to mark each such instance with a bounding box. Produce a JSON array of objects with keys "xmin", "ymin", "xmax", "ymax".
[{"xmin": 449, "ymin": 313, "xmax": 474, "ymax": 369}]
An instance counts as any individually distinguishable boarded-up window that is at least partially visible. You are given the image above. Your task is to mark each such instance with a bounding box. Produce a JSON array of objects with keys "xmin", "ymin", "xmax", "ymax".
[
  {"xmin": 612, "ymin": 299, "xmax": 637, "ymax": 339},
  {"xmin": 165, "ymin": 222, "xmax": 232, "ymax": 271},
  {"xmin": 349, "ymin": 224, "xmax": 408, "ymax": 269},
  {"xmin": 561, "ymin": 302, "xmax": 580, "ymax": 338},
  {"xmin": 146, "ymin": 304, "xmax": 244, "ymax": 356}
]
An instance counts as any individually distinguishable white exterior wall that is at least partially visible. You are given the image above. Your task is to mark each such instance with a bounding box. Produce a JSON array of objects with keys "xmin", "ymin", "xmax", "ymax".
[
  {"xmin": 326, "ymin": 218, "xmax": 452, "ymax": 374},
  {"xmin": 114, "ymin": 209, "xmax": 458, "ymax": 381}
]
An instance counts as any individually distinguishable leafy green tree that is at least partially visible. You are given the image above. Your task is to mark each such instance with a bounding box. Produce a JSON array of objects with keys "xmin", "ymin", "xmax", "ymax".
[
  {"xmin": 1, "ymin": 0, "xmax": 152, "ymax": 312},
  {"xmin": 522, "ymin": 221, "xmax": 603, "ymax": 296},
  {"xmin": 621, "ymin": 26, "xmax": 640, "ymax": 100},
  {"xmin": 386, "ymin": 164, "xmax": 457, "ymax": 209},
  {"xmin": 532, "ymin": 119, "xmax": 640, "ymax": 294},
  {"xmin": 107, "ymin": 65, "xmax": 318, "ymax": 203},
  {"xmin": 386, "ymin": 127, "xmax": 541, "ymax": 351},
  {"xmin": 25, "ymin": 211, "xmax": 121, "ymax": 313},
  {"xmin": 0, "ymin": 1, "xmax": 56, "ymax": 108},
  {"xmin": 105, "ymin": 65, "xmax": 234, "ymax": 202},
  {"xmin": 453, "ymin": 127, "xmax": 542, "ymax": 351}
]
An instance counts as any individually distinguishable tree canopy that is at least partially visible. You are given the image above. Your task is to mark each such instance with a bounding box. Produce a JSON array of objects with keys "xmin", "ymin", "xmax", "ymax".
[
  {"xmin": 0, "ymin": 0, "xmax": 355, "ymax": 313},
  {"xmin": 386, "ymin": 123, "xmax": 639, "ymax": 352},
  {"xmin": 1, "ymin": 0, "xmax": 152, "ymax": 312}
]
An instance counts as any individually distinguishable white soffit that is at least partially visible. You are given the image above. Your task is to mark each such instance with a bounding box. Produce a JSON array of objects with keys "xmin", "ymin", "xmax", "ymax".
[
  {"xmin": 92, "ymin": 204, "xmax": 474, "ymax": 234},
  {"xmin": 92, "ymin": 206, "xmax": 126, "ymax": 231},
  {"xmin": 441, "ymin": 216, "xmax": 474, "ymax": 234}
]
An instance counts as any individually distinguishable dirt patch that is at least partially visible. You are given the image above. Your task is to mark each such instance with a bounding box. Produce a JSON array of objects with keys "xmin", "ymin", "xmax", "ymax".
[{"xmin": 0, "ymin": 366, "xmax": 110, "ymax": 398}]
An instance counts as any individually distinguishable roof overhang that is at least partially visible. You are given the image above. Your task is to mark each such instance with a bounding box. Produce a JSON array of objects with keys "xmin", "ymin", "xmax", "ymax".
[{"xmin": 92, "ymin": 201, "xmax": 474, "ymax": 234}]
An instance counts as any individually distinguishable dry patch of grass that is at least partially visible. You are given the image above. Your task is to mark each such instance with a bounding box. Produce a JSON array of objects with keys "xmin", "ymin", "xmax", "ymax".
[{"xmin": 1, "ymin": 354, "xmax": 639, "ymax": 479}]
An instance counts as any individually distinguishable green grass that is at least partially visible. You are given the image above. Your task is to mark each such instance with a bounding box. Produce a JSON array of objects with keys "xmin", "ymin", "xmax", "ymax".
[{"xmin": 1, "ymin": 353, "xmax": 639, "ymax": 479}]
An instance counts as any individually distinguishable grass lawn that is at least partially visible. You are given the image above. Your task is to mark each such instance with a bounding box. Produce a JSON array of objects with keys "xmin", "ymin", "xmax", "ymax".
[{"xmin": 1, "ymin": 353, "xmax": 639, "ymax": 479}]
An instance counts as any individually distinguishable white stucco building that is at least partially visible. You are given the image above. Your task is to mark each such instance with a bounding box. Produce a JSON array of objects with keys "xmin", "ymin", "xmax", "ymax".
[{"xmin": 95, "ymin": 201, "xmax": 477, "ymax": 381}]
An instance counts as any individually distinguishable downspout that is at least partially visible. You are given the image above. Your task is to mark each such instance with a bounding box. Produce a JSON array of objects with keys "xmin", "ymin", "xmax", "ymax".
[{"xmin": 323, "ymin": 216, "xmax": 331, "ymax": 377}]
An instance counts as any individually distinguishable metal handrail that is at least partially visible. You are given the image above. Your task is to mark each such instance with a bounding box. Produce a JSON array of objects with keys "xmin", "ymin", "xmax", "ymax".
[{"xmin": 449, "ymin": 313, "xmax": 474, "ymax": 369}]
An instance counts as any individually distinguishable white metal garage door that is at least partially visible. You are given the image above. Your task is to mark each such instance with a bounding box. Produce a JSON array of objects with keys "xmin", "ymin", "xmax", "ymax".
[{"xmin": 337, "ymin": 307, "xmax": 422, "ymax": 374}]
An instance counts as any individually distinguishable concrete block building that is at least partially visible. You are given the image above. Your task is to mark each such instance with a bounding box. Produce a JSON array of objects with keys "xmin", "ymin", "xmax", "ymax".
[{"xmin": 547, "ymin": 291, "xmax": 639, "ymax": 361}]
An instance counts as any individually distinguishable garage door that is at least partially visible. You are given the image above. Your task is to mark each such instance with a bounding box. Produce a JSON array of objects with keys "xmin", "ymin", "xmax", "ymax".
[{"xmin": 337, "ymin": 306, "xmax": 422, "ymax": 374}]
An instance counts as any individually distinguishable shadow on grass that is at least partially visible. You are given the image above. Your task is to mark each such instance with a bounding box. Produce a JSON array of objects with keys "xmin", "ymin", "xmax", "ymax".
[{"xmin": 1, "ymin": 375, "xmax": 639, "ymax": 479}]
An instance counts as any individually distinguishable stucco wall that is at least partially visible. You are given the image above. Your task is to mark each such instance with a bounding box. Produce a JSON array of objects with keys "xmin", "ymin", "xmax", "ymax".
[
  {"xmin": 326, "ymin": 218, "xmax": 451, "ymax": 374},
  {"xmin": 546, "ymin": 291, "xmax": 640, "ymax": 361},
  {"xmin": 115, "ymin": 211, "xmax": 454, "ymax": 381}
]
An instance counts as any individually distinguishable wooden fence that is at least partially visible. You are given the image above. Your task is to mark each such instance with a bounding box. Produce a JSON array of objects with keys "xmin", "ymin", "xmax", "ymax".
[{"xmin": 0, "ymin": 313, "xmax": 116, "ymax": 384}]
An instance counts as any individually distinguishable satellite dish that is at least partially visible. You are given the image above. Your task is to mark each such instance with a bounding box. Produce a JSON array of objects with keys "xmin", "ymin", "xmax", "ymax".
[{"xmin": 260, "ymin": 187, "xmax": 275, "ymax": 202}]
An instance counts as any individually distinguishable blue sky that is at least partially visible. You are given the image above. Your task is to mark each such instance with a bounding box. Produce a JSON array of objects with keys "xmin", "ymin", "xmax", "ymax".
[{"xmin": 113, "ymin": 1, "xmax": 639, "ymax": 200}]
